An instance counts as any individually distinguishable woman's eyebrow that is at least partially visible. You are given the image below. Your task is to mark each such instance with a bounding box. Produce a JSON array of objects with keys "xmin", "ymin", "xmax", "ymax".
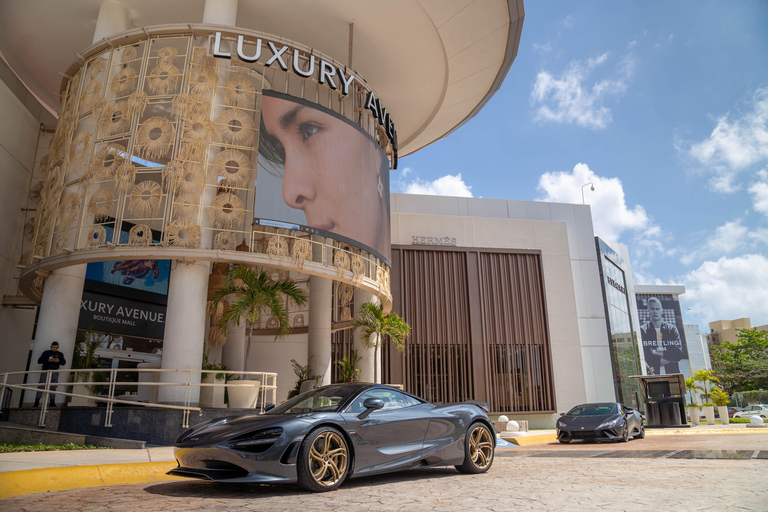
[{"xmin": 278, "ymin": 105, "xmax": 305, "ymax": 129}]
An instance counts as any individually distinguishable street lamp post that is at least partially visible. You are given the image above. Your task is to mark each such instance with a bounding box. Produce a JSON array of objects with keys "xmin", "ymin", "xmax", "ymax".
[{"xmin": 582, "ymin": 182, "xmax": 595, "ymax": 204}]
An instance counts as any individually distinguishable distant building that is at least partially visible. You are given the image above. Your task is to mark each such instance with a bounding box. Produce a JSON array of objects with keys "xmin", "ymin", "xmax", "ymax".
[{"xmin": 707, "ymin": 318, "xmax": 768, "ymax": 346}]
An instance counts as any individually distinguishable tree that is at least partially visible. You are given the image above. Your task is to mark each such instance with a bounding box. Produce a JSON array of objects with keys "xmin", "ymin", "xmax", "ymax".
[
  {"xmin": 684, "ymin": 377, "xmax": 704, "ymax": 406},
  {"xmin": 211, "ymin": 265, "xmax": 308, "ymax": 378},
  {"xmin": 710, "ymin": 328, "xmax": 768, "ymax": 392},
  {"xmin": 352, "ymin": 302, "xmax": 411, "ymax": 384},
  {"xmin": 692, "ymin": 368, "xmax": 719, "ymax": 403}
]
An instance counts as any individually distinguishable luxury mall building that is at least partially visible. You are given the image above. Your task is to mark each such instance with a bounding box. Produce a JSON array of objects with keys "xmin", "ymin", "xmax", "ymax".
[{"xmin": 0, "ymin": 0, "xmax": 622, "ymax": 428}]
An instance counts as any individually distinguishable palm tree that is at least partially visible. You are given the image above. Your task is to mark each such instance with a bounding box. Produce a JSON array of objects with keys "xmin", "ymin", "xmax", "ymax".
[
  {"xmin": 684, "ymin": 377, "xmax": 704, "ymax": 405},
  {"xmin": 352, "ymin": 302, "xmax": 411, "ymax": 384},
  {"xmin": 692, "ymin": 369, "xmax": 720, "ymax": 403},
  {"xmin": 210, "ymin": 265, "xmax": 308, "ymax": 378}
]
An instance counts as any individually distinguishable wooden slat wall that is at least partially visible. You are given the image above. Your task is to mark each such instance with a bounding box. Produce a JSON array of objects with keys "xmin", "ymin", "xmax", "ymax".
[{"xmin": 387, "ymin": 247, "xmax": 555, "ymax": 413}]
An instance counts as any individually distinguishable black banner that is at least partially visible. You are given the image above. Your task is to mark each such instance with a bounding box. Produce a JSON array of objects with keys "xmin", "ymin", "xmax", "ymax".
[
  {"xmin": 79, "ymin": 291, "xmax": 166, "ymax": 339},
  {"xmin": 636, "ymin": 293, "xmax": 689, "ymax": 375}
]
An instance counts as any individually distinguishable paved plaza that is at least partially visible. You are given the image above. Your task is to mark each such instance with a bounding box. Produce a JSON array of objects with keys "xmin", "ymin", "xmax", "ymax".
[{"xmin": 2, "ymin": 432, "xmax": 767, "ymax": 511}]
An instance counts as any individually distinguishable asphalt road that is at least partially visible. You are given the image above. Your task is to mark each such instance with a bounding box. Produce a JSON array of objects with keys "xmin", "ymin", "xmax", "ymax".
[{"xmin": 3, "ymin": 433, "xmax": 767, "ymax": 511}]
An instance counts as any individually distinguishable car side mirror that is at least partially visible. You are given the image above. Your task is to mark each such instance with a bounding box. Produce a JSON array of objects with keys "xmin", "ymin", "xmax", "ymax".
[
  {"xmin": 263, "ymin": 404, "xmax": 276, "ymax": 412},
  {"xmin": 358, "ymin": 398, "xmax": 384, "ymax": 419}
]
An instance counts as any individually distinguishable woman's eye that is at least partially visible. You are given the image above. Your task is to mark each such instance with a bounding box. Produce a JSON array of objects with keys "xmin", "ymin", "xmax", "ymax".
[{"xmin": 298, "ymin": 122, "xmax": 321, "ymax": 141}]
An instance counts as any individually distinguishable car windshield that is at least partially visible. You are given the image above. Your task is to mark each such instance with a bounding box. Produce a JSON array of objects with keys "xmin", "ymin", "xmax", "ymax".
[
  {"xmin": 265, "ymin": 386, "xmax": 360, "ymax": 415},
  {"xmin": 567, "ymin": 404, "xmax": 619, "ymax": 416}
]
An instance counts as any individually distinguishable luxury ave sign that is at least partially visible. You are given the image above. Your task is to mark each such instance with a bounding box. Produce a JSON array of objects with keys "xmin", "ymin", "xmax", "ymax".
[{"xmin": 212, "ymin": 32, "xmax": 397, "ymax": 162}]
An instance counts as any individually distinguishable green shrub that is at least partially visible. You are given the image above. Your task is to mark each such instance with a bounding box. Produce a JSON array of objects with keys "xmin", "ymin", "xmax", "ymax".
[
  {"xmin": 740, "ymin": 390, "xmax": 768, "ymax": 405},
  {"xmin": 729, "ymin": 418, "xmax": 751, "ymax": 423}
]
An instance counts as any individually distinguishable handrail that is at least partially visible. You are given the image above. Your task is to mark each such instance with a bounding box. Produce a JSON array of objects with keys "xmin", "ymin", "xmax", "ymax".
[{"xmin": 0, "ymin": 369, "xmax": 276, "ymax": 429}]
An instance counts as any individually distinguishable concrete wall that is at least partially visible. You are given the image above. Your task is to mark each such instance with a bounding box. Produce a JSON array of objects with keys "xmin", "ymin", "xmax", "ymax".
[
  {"xmin": 249, "ymin": 332, "xmax": 308, "ymax": 404},
  {"xmin": 391, "ymin": 194, "xmax": 614, "ymax": 424},
  {"xmin": 0, "ymin": 58, "xmax": 56, "ymax": 406}
]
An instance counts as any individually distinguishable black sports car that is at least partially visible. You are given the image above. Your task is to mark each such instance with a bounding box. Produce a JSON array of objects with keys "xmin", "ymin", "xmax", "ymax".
[
  {"xmin": 556, "ymin": 402, "xmax": 645, "ymax": 443},
  {"xmin": 169, "ymin": 383, "xmax": 496, "ymax": 492}
]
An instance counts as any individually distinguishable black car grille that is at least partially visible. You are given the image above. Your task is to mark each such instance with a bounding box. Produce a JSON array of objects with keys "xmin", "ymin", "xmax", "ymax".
[{"xmin": 170, "ymin": 460, "xmax": 249, "ymax": 480}]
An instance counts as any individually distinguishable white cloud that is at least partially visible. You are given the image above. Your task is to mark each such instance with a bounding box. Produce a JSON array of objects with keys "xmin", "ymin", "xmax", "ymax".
[
  {"xmin": 537, "ymin": 163, "xmax": 654, "ymax": 242},
  {"xmin": 679, "ymin": 219, "xmax": 749, "ymax": 265},
  {"xmin": 749, "ymin": 179, "xmax": 768, "ymax": 216},
  {"xmin": 531, "ymin": 50, "xmax": 634, "ymax": 129},
  {"xmin": 683, "ymin": 254, "xmax": 768, "ymax": 327},
  {"xmin": 685, "ymin": 87, "xmax": 768, "ymax": 192},
  {"xmin": 561, "ymin": 15, "xmax": 574, "ymax": 29},
  {"xmin": 400, "ymin": 166, "xmax": 413, "ymax": 177},
  {"xmin": 403, "ymin": 173, "xmax": 473, "ymax": 197},
  {"xmin": 533, "ymin": 42, "xmax": 552, "ymax": 54}
]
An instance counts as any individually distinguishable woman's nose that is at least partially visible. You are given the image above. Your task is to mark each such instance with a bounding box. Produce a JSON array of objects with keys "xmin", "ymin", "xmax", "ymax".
[{"xmin": 282, "ymin": 154, "xmax": 316, "ymax": 209}]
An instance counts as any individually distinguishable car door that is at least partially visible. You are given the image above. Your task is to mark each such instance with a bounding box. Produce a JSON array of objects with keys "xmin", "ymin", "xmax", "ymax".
[{"xmin": 340, "ymin": 388, "xmax": 430, "ymax": 475}]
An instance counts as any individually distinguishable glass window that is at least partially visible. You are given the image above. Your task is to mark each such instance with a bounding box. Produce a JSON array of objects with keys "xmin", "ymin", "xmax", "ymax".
[{"xmin": 346, "ymin": 388, "xmax": 406, "ymax": 414}]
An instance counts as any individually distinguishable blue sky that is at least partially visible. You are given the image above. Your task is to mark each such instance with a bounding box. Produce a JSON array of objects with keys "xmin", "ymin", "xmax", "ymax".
[{"xmin": 395, "ymin": 1, "xmax": 768, "ymax": 332}]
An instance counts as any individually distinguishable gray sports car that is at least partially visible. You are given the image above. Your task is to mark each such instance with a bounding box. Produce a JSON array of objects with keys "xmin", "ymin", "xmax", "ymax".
[
  {"xmin": 556, "ymin": 402, "xmax": 645, "ymax": 443},
  {"xmin": 169, "ymin": 383, "xmax": 496, "ymax": 492}
]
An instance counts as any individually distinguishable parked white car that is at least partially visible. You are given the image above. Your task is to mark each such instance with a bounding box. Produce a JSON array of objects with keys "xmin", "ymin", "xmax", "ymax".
[{"xmin": 733, "ymin": 404, "xmax": 768, "ymax": 419}]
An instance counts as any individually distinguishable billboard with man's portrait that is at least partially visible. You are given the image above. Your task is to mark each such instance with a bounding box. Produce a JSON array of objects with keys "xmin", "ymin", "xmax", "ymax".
[{"xmin": 635, "ymin": 293, "xmax": 689, "ymax": 376}]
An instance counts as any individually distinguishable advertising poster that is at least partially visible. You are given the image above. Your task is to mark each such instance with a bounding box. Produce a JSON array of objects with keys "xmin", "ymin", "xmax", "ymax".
[
  {"xmin": 635, "ymin": 293, "xmax": 689, "ymax": 375},
  {"xmin": 254, "ymin": 91, "xmax": 392, "ymax": 262}
]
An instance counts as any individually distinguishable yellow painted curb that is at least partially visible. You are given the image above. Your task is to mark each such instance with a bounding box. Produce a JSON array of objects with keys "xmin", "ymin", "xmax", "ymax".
[
  {"xmin": 0, "ymin": 461, "xmax": 184, "ymax": 499},
  {"xmin": 506, "ymin": 434, "xmax": 558, "ymax": 446}
]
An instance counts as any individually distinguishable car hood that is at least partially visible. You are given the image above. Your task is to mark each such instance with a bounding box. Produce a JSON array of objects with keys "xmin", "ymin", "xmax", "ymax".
[
  {"xmin": 175, "ymin": 413, "xmax": 318, "ymax": 445},
  {"xmin": 560, "ymin": 413, "xmax": 622, "ymax": 428}
]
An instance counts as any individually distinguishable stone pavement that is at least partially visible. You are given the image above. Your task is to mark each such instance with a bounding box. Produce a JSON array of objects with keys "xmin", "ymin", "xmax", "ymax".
[{"xmin": 1, "ymin": 431, "xmax": 767, "ymax": 511}]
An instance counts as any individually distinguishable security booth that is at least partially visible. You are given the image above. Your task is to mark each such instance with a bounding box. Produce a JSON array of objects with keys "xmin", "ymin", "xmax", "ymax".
[{"xmin": 631, "ymin": 374, "xmax": 688, "ymax": 427}]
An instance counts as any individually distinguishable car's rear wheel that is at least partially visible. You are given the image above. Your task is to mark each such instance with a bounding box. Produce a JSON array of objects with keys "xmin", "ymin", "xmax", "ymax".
[
  {"xmin": 297, "ymin": 427, "xmax": 349, "ymax": 492},
  {"xmin": 633, "ymin": 424, "xmax": 645, "ymax": 439},
  {"xmin": 455, "ymin": 422, "xmax": 494, "ymax": 474},
  {"xmin": 619, "ymin": 421, "xmax": 629, "ymax": 442}
]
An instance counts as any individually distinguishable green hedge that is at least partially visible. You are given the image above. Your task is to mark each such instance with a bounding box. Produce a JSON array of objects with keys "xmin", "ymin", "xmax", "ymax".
[{"xmin": 737, "ymin": 390, "xmax": 768, "ymax": 405}]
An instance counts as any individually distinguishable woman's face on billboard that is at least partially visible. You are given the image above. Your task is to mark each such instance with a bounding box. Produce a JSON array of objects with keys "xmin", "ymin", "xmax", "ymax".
[{"xmin": 260, "ymin": 95, "xmax": 388, "ymax": 255}]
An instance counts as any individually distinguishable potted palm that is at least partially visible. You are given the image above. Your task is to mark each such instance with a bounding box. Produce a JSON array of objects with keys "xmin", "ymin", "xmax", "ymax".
[
  {"xmin": 685, "ymin": 377, "xmax": 702, "ymax": 425},
  {"xmin": 200, "ymin": 344, "xmax": 227, "ymax": 408},
  {"xmin": 710, "ymin": 386, "xmax": 730, "ymax": 425},
  {"xmin": 693, "ymin": 369, "xmax": 720, "ymax": 425},
  {"xmin": 210, "ymin": 265, "xmax": 308, "ymax": 408},
  {"xmin": 352, "ymin": 302, "xmax": 411, "ymax": 384},
  {"xmin": 334, "ymin": 351, "xmax": 362, "ymax": 383}
]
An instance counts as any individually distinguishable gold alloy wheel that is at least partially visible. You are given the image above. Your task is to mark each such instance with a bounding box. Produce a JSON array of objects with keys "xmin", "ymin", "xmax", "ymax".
[
  {"xmin": 469, "ymin": 425, "xmax": 494, "ymax": 469},
  {"xmin": 308, "ymin": 430, "xmax": 348, "ymax": 487}
]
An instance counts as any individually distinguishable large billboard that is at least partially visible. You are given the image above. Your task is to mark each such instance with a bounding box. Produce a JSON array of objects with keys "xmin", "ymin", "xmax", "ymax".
[
  {"xmin": 254, "ymin": 91, "xmax": 391, "ymax": 262},
  {"xmin": 635, "ymin": 294, "xmax": 689, "ymax": 375}
]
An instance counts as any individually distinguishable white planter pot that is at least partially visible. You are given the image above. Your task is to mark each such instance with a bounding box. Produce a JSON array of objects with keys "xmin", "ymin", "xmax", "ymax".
[
  {"xmin": 199, "ymin": 374, "xmax": 226, "ymax": 408},
  {"xmin": 69, "ymin": 383, "xmax": 96, "ymax": 407},
  {"xmin": 688, "ymin": 407, "xmax": 700, "ymax": 425},
  {"xmin": 718, "ymin": 406, "xmax": 729, "ymax": 425},
  {"xmin": 704, "ymin": 405, "xmax": 716, "ymax": 425},
  {"xmin": 227, "ymin": 380, "xmax": 261, "ymax": 409}
]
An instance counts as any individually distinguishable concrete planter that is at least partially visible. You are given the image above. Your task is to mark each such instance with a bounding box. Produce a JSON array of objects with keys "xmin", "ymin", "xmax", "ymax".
[
  {"xmin": 199, "ymin": 374, "xmax": 226, "ymax": 408},
  {"xmin": 718, "ymin": 406, "xmax": 729, "ymax": 425},
  {"xmin": 704, "ymin": 405, "xmax": 716, "ymax": 425},
  {"xmin": 687, "ymin": 406, "xmax": 700, "ymax": 425},
  {"xmin": 227, "ymin": 380, "xmax": 261, "ymax": 409},
  {"xmin": 69, "ymin": 383, "xmax": 96, "ymax": 407}
]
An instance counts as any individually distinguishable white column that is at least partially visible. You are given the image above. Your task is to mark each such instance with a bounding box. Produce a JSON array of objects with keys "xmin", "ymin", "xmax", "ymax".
[
  {"xmin": 203, "ymin": 0, "xmax": 238, "ymax": 25},
  {"xmin": 25, "ymin": 265, "xmax": 87, "ymax": 405},
  {"xmin": 307, "ymin": 239, "xmax": 333, "ymax": 385},
  {"xmin": 353, "ymin": 289, "xmax": 380, "ymax": 383},
  {"xmin": 222, "ymin": 318, "xmax": 246, "ymax": 374},
  {"xmin": 92, "ymin": 1, "xmax": 131, "ymax": 44},
  {"xmin": 158, "ymin": 260, "xmax": 209, "ymax": 404}
]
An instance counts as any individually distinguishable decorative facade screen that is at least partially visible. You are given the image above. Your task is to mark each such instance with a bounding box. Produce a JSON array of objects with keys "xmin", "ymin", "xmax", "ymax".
[{"xmin": 387, "ymin": 247, "xmax": 555, "ymax": 413}]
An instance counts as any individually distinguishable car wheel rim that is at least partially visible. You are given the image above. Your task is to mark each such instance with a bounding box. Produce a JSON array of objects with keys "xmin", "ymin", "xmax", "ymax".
[
  {"xmin": 469, "ymin": 426, "xmax": 493, "ymax": 469},
  {"xmin": 308, "ymin": 431, "xmax": 348, "ymax": 487}
]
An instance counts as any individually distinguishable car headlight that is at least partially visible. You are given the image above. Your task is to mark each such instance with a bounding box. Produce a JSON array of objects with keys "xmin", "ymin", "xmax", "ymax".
[
  {"xmin": 227, "ymin": 427, "xmax": 283, "ymax": 453},
  {"xmin": 596, "ymin": 417, "xmax": 622, "ymax": 429},
  {"xmin": 556, "ymin": 420, "xmax": 567, "ymax": 428}
]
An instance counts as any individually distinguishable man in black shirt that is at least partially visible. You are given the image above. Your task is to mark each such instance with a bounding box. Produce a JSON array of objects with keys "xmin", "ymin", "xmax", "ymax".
[{"xmin": 34, "ymin": 341, "xmax": 66, "ymax": 408}]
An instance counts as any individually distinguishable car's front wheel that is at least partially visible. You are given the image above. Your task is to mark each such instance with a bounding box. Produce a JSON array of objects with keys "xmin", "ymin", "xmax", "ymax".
[
  {"xmin": 297, "ymin": 427, "xmax": 349, "ymax": 492},
  {"xmin": 619, "ymin": 421, "xmax": 629, "ymax": 442},
  {"xmin": 455, "ymin": 422, "xmax": 494, "ymax": 474},
  {"xmin": 559, "ymin": 438, "xmax": 571, "ymax": 444}
]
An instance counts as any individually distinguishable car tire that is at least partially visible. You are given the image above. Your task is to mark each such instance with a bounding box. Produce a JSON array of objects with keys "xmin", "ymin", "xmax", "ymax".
[
  {"xmin": 619, "ymin": 421, "xmax": 629, "ymax": 442},
  {"xmin": 455, "ymin": 422, "xmax": 495, "ymax": 474},
  {"xmin": 296, "ymin": 426, "xmax": 349, "ymax": 492},
  {"xmin": 559, "ymin": 438, "xmax": 571, "ymax": 444},
  {"xmin": 633, "ymin": 425, "xmax": 645, "ymax": 440}
]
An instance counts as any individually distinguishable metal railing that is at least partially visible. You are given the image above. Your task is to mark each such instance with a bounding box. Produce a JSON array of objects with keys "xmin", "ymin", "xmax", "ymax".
[{"xmin": 0, "ymin": 368, "xmax": 276, "ymax": 429}]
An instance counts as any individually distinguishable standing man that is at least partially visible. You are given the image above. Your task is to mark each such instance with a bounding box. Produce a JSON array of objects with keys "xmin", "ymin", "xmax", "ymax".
[
  {"xmin": 34, "ymin": 341, "xmax": 66, "ymax": 408},
  {"xmin": 640, "ymin": 298, "xmax": 684, "ymax": 375}
]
